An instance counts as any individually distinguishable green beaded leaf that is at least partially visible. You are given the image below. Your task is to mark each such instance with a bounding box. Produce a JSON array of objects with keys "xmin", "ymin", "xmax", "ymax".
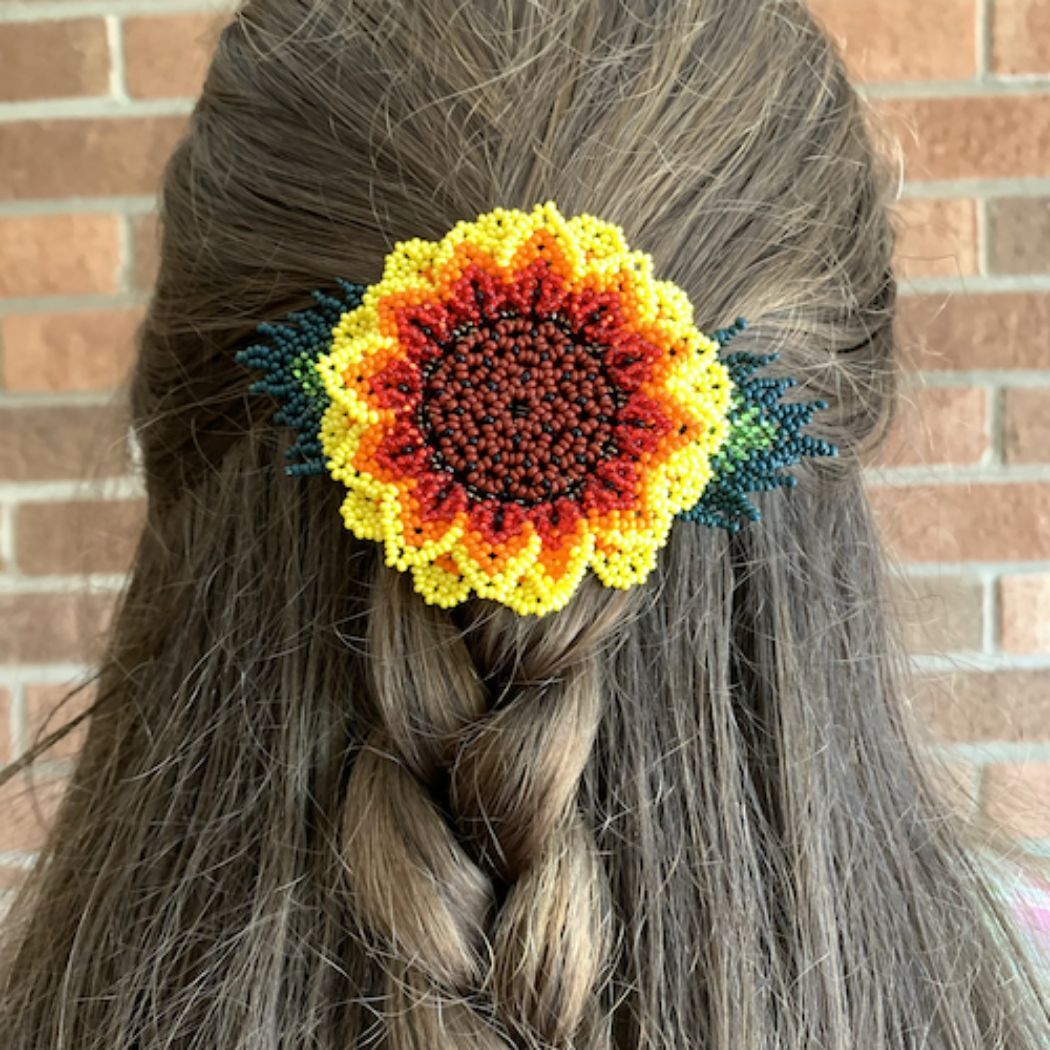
[
  {"xmin": 680, "ymin": 321, "xmax": 838, "ymax": 533},
  {"xmin": 235, "ymin": 281, "xmax": 366, "ymax": 476}
]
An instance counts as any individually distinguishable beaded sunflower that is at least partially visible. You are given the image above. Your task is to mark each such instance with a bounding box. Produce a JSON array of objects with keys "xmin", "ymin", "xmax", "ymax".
[{"xmin": 237, "ymin": 201, "xmax": 835, "ymax": 616}]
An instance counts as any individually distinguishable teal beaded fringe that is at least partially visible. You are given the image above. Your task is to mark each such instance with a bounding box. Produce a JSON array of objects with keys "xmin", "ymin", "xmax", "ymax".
[
  {"xmin": 237, "ymin": 300, "xmax": 837, "ymax": 533},
  {"xmin": 235, "ymin": 281, "xmax": 366, "ymax": 476},
  {"xmin": 680, "ymin": 320, "xmax": 838, "ymax": 532}
]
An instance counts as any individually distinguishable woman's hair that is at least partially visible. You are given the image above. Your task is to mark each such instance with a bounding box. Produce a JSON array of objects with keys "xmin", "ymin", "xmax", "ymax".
[{"xmin": 2, "ymin": 1, "xmax": 1048, "ymax": 1047}]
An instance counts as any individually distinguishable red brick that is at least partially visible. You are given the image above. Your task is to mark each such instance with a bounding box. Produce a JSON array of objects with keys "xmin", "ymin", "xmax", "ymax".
[
  {"xmin": 0, "ymin": 20, "xmax": 109, "ymax": 102},
  {"xmin": 131, "ymin": 212, "xmax": 160, "ymax": 289},
  {"xmin": 915, "ymin": 671, "xmax": 1050, "ymax": 743},
  {"xmin": 897, "ymin": 294, "xmax": 1050, "ymax": 371},
  {"xmin": 0, "ymin": 215, "xmax": 122, "ymax": 299},
  {"xmin": 1004, "ymin": 388, "xmax": 1050, "ymax": 465},
  {"xmin": 877, "ymin": 387, "xmax": 988, "ymax": 467},
  {"xmin": 872, "ymin": 483, "xmax": 1050, "ymax": 563},
  {"xmin": 0, "ymin": 775, "xmax": 67, "ymax": 854},
  {"xmin": 809, "ymin": 0, "xmax": 977, "ymax": 82},
  {"xmin": 999, "ymin": 575, "xmax": 1050, "ymax": 654},
  {"xmin": 992, "ymin": 0, "xmax": 1050, "ymax": 75},
  {"xmin": 895, "ymin": 574, "xmax": 985, "ymax": 654},
  {"xmin": 0, "ymin": 593, "xmax": 115, "ymax": 664},
  {"xmin": 23, "ymin": 684, "xmax": 94, "ymax": 762},
  {"xmin": 0, "ymin": 404, "xmax": 130, "ymax": 481},
  {"xmin": 124, "ymin": 14, "xmax": 226, "ymax": 100},
  {"xmin": 893, "ymin": 198, "xmax": 979, "ymax": 281},
  {"xmin": 1, "ymin": 308, "xmax": 143, "ymax": 393},
  {"xmin": 878, "ymin": 96, "xmax": 1050, "ymax": 182},
  {"xmin": 983, "ymin": 763, "xmax": 1050, "ymax": 838},
  {"xmin": 0, "ymin": 687, "xmax": 10, "ymax": 765},
  {"xmin": 0, "ymin": 118, "xmax": 187, "ymax": 201},
  {"xmin": 16, "ymin": 499, "xmax": 145, "ymax": 575},
  {"xmin": 988, "ymin": 198, "xmax": 1050, "ymax": 275}
]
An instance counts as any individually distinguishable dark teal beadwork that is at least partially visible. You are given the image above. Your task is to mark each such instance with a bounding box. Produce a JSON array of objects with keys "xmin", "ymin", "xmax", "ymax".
[
  {"xmin": 680, "ymin": 331, "xmax": 838, "ymax": 533},
  {"xmin": 235, "ymin": 280, "xmax": 366, "ymax": 476},
  {"xmin": 237, "ymin": 295, "xmax": 836, "ymax": 536}
]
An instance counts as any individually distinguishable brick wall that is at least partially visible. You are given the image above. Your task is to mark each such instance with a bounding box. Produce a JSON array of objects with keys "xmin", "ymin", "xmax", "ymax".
[{"xmin": 0, "ymin": 0, "xmax": 1048, "ymax": 903}]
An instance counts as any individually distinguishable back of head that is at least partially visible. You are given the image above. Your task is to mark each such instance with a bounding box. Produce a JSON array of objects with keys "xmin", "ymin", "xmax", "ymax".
[{"xmin": 2, "ymin": 1, "xmax": 1048, "ymax": 1048}]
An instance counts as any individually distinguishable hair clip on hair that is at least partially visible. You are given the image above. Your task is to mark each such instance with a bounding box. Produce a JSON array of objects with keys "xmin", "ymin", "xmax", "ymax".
[{"xmin": 237, "ymin": 201, "xmax": 836, "ymax": 616}]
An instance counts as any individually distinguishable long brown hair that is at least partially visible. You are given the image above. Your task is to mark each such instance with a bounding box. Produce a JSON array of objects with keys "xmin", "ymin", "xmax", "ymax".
[{"xmin": 2, "ymin": 1, "xmax": 1048, "ymax": 1047}]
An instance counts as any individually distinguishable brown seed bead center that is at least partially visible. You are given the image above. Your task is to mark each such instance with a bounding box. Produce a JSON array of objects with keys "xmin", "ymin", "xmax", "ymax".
[{"xmin": 419, "ymin": 315, "xmax": 621, "ymax": 505}]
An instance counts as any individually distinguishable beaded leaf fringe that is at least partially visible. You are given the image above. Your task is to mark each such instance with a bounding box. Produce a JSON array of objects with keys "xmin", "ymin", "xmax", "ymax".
[{"xmin": 236, "ymin": 201, "xmax": 837, "ymax": 616}]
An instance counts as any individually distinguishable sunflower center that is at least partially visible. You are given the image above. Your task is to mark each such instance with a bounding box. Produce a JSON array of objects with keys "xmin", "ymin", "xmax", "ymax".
[{"xmin": 419, "ymin": 315, "xmax": 621, "ymax": 505}]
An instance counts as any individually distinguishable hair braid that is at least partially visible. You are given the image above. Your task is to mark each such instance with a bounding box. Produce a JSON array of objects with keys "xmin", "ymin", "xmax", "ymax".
[{"xmin": 341, "ymin": 565, "xmax": 636, "ymax": 1047}]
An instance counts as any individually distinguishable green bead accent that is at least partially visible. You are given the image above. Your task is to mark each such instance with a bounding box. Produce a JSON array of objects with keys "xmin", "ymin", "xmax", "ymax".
[{"xmin": 680, "ymin": 323, "xmax": 838, "ymax": 533}]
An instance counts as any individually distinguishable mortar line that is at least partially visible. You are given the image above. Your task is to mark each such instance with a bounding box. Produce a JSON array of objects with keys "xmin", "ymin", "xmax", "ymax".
[
  {"xmin": 909, "ymin": 371, "xmax": 1050, "ymax": 389},
  {"xmin": 935, "ymin": 743, "xmax": 1050, "ymax": 763},
  {"xmin": 976, "ymin": 196, "xmax": 992, "ymax": 276},
  {"xmin": 978, "ymin": 0, "xmax": 993, "ymax": 79},
  {"xmin": 0, "ymin": 503, "xmax": 14, "ymax": 574},
  {"xmin": 105, "ymin": 14, "xmax": 130, "ymax": 105},
  {"xmin": 0, "ymin": 478, "xmax": 145, "ymax": 504},
  {"xmin": 901, "ymin": 561, "xmax": 1050, "ymax": 576},
  {"xmin": 983, "ymin": 568, "xmax": 999, "ymax": 656},
  {"xmin": 9, "ymin": 682, "xmax": 26, "ymax": 765},
  {"xmin": 0, "ymin": 292, "xmax": 150, "ymax": 316},
  {"xmin": 0, "ymin": 666, "xmax": 96, "ymax": 686},
  {"xmin": 118, "ymin": 214, "xmax": 136, "ymax": 294},
  {"xmin": 0, "ymin": 196, "xmax": 157, "ymax": 218},
  {"xmin": 911, "ymin": 652, "xmax": 1050, "ymax": 672},
  {"xmin": 0, "ymin": 575, "xmax": 129, "ymax": 595},
  {"xmin": 0, "ymin": 97, "xmax": 193, "ymax": 122},
  {"xmin": 0, "ymin": 1, "xmax": 236, "ymax": 23},
  {"xmin": 863, "ymin": 77, "xmax": 1050, "ymax": 98},
  {"xmin": 866, "ymin": 463, "xmax": 1050, "ymax": 485},
  {"xmin": 900, "ymin": 273, "xmax": 1050, "ymax": 294},
  {"xmin": 900, "ymin": 177, "xmax": 1050, "ymax": 199}
]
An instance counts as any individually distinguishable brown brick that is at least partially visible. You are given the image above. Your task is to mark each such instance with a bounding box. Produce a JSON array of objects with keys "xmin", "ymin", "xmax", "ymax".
[
  {"xmin": 124, "ymin": 13, "xmax": 226, "ymax": 100},
  {"xmin": 1000, "ymin": 575, "xmax": 1050, "ymax": 654},
  {"xmin": 0, "ymin": 404, "xmax": 130, "ymax": 481},
  {"xmin": 0, "ymin": 775, "xmax": 67, "ymax": 854},
  {"xmin": 0, "ymin": 593, "xmax": 115, "ymax": 665},
  {"xmin": 131, "ymin": 212, "xmax": 160, "ymax": 290},
  {"xmin": 992, "ymin": 0, "xmax": 1050, "ymax": 75},
  {"xmin": 878, "ymin": 96, "xmax": 1050, "ymax": 181},
  {"xmin": 809, "ymin": 0, "xmax": 977, "ymax": 82},
  {"xmin": 897, "ymin": 294, "xmax": 1050, "ymax": 371},
  {"xmin": 16, "ymin": 498, "xmax": 144, "ymax": 575},
  {"xmin": 877, "ymin": 387, "xmax": 988, "ymax": 467},
  {"xmin": 988, "ymin": 197, "xmax": 1050, "ymax": 275},
  {"xmin": 0, "ymin": 215, "xmax": 122, "ymax": 299},
  {"xmin": 1, "ymin": 308, "xmax": 143, "ymax": 393},
  {"xmin": 1004, "ymin": 388, "xmax": 1050, "ymax": 465},
  {"xmin": 0, "ymin": 687, "xmax": 10, "ymax": 765},
  {"xmin": 23, "ymin": 683, "xmax": 94, "ymax": 762},
  {"xmin": 895, "ymin": 574, "xmax": 985, "ymax": 654},
  {"xmin": 0, "ymin": 20, "xmax": 109, "ymax": 102},
  {"xmin": 0, "ymin": 117, "xmax": 187, "ymax": 201},
  {"xmin": 871, "ymin": 483, "xmax": 1050, "ymax": 563},
  {"xmin": 915, "ymin": 671, "xmax": 1050, "ymax": 743},
  {"xmin": 893, "ymin": 198, "xmax": 979, "ymax": 280},
  {"xmin": 983, "ymin": 763, "xmax": 1050, "ymax": 838}
]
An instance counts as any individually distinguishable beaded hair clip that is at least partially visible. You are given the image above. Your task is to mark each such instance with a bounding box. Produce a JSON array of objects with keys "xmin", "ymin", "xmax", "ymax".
[{"xmin": 236, "ymin": 201, "xmax": 836, "ymax": 616}]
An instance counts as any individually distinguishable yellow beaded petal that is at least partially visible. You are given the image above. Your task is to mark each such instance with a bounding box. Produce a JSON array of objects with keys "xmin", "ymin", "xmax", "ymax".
[{"xmin": 306, "ymin": 201, "xmax": 745, "ymax": 616}]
